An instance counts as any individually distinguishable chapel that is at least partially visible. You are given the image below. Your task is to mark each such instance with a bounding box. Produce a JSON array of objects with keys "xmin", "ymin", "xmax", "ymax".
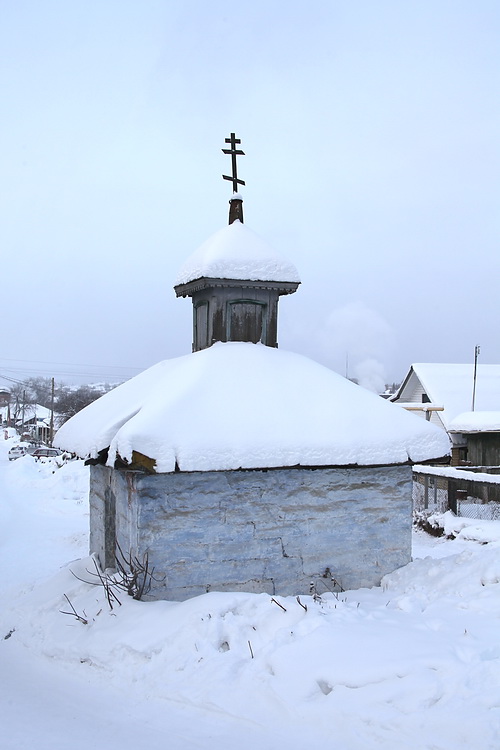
[{"xmin": 55, "ymin": 134, "xmax": 450, "ymax": 600}]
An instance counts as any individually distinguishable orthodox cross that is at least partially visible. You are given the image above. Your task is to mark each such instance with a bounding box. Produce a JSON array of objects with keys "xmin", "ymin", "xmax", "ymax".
[{"xmin": 222, "ymin": 133, "xmax": 245, "ymax": 193}]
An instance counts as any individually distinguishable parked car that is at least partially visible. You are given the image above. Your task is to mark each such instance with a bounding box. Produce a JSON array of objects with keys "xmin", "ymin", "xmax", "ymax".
[
  {"xmin": 8, "ymin": 443, "xmax": 38, "ymax": 460},
  {"xmin": 8, "ymin": 444, "xmax": 30, "ymax": 461},
  {"xmin": 31, "ymin": 447, "xmax": 63, "ymax": 460}
]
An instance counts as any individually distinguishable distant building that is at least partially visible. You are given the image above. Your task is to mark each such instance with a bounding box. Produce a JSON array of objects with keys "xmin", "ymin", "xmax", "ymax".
[
  {"xmin": 391, "ymin": 363, "xmax": 500, "ymax": 465},
  {"xmin": 15, "ymin": 403, "xmax": 52, "ymax": 443},
  {"xmin": 0, "ymin": 388, "xmax": 11, "ymax": 426},
  {"xmin": 449, "ymin": 412, "xmax": 500, "ymax": 466}
]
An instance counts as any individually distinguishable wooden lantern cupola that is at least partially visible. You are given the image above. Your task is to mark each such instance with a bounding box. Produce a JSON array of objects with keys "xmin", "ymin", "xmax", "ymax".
[{"xmin": 174, "ymin": 133, "xmax": 300, "ymax": 352}]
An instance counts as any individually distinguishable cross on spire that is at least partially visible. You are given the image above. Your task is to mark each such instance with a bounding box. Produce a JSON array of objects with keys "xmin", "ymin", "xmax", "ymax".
[{"xmin": 222, "ymin": 133, "xmax": 245, "ymax": 193}]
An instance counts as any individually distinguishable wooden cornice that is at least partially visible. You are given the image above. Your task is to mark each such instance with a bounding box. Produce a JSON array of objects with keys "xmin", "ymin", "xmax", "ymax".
[{"xmin": 174, "ymin": 277, "xmax": 300, "ymax": 298}]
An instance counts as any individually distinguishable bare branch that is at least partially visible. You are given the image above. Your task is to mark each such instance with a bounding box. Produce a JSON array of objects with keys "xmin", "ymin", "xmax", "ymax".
[
  {"xmin": 270, "ymin": 597, "xmax": 287, "ymax": 612},
  {"xmin": 59, "ymin": 594, "xmax": 88, "ymax": 625}
]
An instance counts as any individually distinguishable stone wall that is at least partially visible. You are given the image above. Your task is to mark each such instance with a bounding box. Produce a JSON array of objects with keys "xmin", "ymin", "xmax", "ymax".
[{"xmin": 90, "ymin": 464, "xmax": 412, "ymax": 600}]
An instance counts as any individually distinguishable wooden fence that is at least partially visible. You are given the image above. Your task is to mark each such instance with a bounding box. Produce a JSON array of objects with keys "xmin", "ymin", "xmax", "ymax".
[{"xmin": 412, "ymin": 466, "xmax": 500, "ymax": 520}]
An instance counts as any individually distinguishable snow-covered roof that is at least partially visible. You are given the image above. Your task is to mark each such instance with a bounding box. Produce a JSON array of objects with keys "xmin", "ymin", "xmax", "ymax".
[
  {"xmin": 54, "ymin": 343, "xmax": 450, "ymax": 472},
  {"xmin": 175, "ymin": 220, "xmax": 300, "ymax": 286},
  {"xmin": 0, "ymin": 377, "xmax": 13, "ymax": 392},
  {"xmin": 392, "ymin": 364, "xmax": 500, "ymax": 430},
  {"xmin": 449, "ymin": 411, "xmax": 500, "ymax": 433},
  {"xmin": 17, "ymin": 403, "xmax": 52, "ymax": 421}
]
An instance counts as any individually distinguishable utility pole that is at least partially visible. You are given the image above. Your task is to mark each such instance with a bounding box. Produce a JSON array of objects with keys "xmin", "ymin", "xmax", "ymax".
[
  {"xmin": 49, "ymin": 377, "xmax": 55, "ymax": 446},
  {"xmin": 471, "ymin": 345, "xmax": 480, "ymax": 411}
]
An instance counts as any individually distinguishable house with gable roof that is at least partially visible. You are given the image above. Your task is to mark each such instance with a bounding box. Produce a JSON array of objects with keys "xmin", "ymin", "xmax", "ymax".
[{"xmin": 391, "ymin": 363, "xmax": 500, "ymax": 465}]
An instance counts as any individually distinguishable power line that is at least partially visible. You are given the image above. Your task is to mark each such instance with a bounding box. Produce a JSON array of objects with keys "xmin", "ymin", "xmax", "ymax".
[
  {"xmin": 1, "ymin": 366, "xmax": 134, "ymax": 379},
  {"xmin": 0, "ymin": 359, "xmax": 146, "ymax": 381},
  {"xmin": 0, "ymin": 357, "xmax": 144, "ymax": 372},
  {"xmin": 0, "ymin": 373, "xmax": 26, "ymax": 385}
]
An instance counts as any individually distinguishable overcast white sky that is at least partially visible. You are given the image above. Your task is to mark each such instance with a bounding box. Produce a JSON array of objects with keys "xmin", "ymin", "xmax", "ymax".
[{"xmin": 1, "ymin": 1, "xmax": 499, "ymax": 389}]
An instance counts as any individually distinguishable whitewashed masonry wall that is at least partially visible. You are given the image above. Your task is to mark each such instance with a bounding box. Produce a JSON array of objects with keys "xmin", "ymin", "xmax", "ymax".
[{"xmin": 89, "ymin": 464, "xmax": 413, "ymax": 600}]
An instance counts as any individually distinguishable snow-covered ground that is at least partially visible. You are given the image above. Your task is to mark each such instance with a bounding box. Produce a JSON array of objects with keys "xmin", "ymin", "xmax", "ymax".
[{"xmin": 1, "ymin": 435, "xmax": 499, "ymax": 749}]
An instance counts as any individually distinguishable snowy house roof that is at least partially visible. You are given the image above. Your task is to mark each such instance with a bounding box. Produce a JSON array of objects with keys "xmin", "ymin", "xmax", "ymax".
[
  {"xmin": 449, "ymin": 411, "xmax": 500, "ymax": 433},
  {"xmin": 174, "ymin": 220, "xmax": 300, "ymax": 287},
  {"xmin": 54, "ymin": 343, "xmax": 450, "ymax": 473},
  {"xmin": 14, "ymin": 403, "xmax": 52, "ymax": 423},
  {"xmin": 391, "ymin": 364, "xmax": 500, "ymax": 431},
  {"xmin": 0, "ymin": 377, "xmax": 13, "ymax": 392}
]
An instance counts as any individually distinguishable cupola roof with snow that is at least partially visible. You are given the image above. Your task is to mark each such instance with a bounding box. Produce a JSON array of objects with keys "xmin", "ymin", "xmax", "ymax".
[
  {"xmin": 174, "ymin": 131, "xmax": 300, "ymax": 352},
  {"xmin": 174, "ymin": 219, "xmax": 300, "ymax": 351}
]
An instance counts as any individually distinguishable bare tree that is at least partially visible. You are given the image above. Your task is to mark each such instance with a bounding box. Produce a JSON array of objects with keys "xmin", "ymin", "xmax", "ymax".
[{"xmin": 55, "ymin": 385, "xmax": 105, "ymax": 423}]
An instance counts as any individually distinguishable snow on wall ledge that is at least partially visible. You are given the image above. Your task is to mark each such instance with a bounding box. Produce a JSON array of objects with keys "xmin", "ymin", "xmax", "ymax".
[
  {"xmin": 174, "ymin": 220, "xmax": 301, "ymax": 285},
  {"xmin": 54, "ymin": 343, "xmax": 451, "ymax": 472}
]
